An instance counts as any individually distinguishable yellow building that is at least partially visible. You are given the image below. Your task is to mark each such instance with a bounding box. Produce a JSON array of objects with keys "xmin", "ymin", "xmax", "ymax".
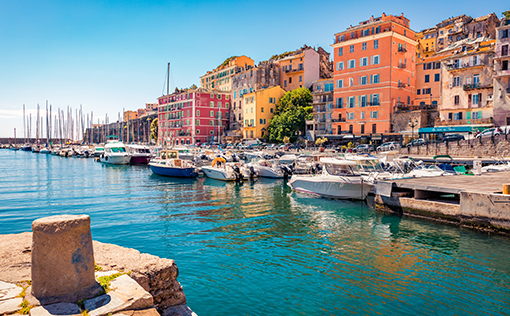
[
  {"xmin": 200, "ymin": 56, "xmax": 254, "ymax": 92},
  {"xmin": 123, "ymin": 110, "xmax": 138, "ymax": 121},
  {"xmin": 416, "ymin": 27, "xmax": 437, "ymax": 59},
  {"xmin": 243, "ymin": 86, "xmax": 286, "ymax": 139}
]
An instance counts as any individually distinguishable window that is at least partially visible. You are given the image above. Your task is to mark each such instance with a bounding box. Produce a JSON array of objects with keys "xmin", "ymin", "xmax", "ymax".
[
  {"xmin": 372, "ymin": 124, "xmax": 377, "ymax": 133},
  {"xmin": 284, "ymin": 80, "xmax": 287, "ymax": 87},
  {"xmin": 196, "ymin": 110, "xmax": 200, "ymax": 116},
  {"xmin": 196, "ymin": 129, "xmax": 200, "ymax": 134},
  {"xmin": 435, "ymin": 74, "xmax": 440, "ymax": 82},
  {"xmin": 210, "ymin": 111, "xmax": 214, "ymax": 117},
  {"xmin": 233, "ymin": 91, "xmax": 236, "ymax": 99},
  {"xmin": 435, "ymin": 62, "xmax": 440, "ymax": 69},
  {"xmin": 225, "ymin": 102, "xmax": 229, "ymax": 109},
  {"xmin": 348, "ymin": 59, "xmax": 356, "ymax": 68},
  {"xmin": 360, "ymin": 57, "xmax": 368, "ymax": 66},
  {"xmin": 217, "ymin": 102, "xmax": 222, "ymax": 108},
  {"xmin": 370, "ymin": 111, "xmax": 378, "ymax": 119},
  {"xmin": 299, "ymin": 76, "xmax": 302, "ymax": 82},
  {"xmin": 337, "ymin": 79, "xmax": 343, "ymax": 88},
  {"xmin": 472, "ymin": 94, "xmax": 480, "ymax": 105},
  {"xmin": 348, "ymin": 97, "xmax": 355, "ymax": 108},
  {"xmin": 270, "ymin": 108, "xmax": 274, "ymax": 113},
  {"xmin": 336, "ymin": 98, "xmax": 343, "ymax": 108},
  {"xmin": 289, "ymin": 77, "xmax": 292, "ymax": 84},
  {"xmin": 372, "ymin": 55, "xmax": 380, "ymax": 65},
  {"xmin": 502, "ymin": 60, "xmax": 509, "ymax": 71},
  {"xmin": 454, "ymin": 95, "xmax": 460, "ymax": 105},
  {"xmin": 350, "ymin": 45, "xmax": 354, "ymax": 53},
  {"xmin": 501, "ymin": 30, "xmax": 509, "ymax": 39},
  {"xmin": 360, "ymin": 95, "xmax": 367, "ymax": 107},
  {"xmin": 417, "ymin": 89, "xmax": 421, "ymax": 95},
  {"xmin": 370, "ymin": 94, "xmax": 379, "ymax": 106},
  {"xmin": 209, "ymin": 101, "xmax": 214, "ymax": 107},
  {"xmin": 362, "ymin": 42, "xmax": 367, "ymax": 50},
  {"xmin": 453, "ymin": 76, "xmax": 461, "ymax": 87},
  {"xmin": 349, "ymin": 78, "xmax": 354, "ymax": 87},
  {"xmin": 336, "ymin": 61, "xmax": 344, "ymax": 70},
  {"xmin": 325, "ymin": 83, "xmax": 333, "ymax": 91},
  {"xmin": 374, "ymin": 40, "xmax": 379, "ymax": 49},
  {"xmin": 502, "ymin": 45, "xmax": 509, "ymax": 57},
  {"xmin": 473, "ymin": 74, "xmax": 480, "ymax": 84},
  {"xmin": 347, "ymin": 112, "xmax": 355, "ymax": 120},
  {"xmin": 425, "ymin": 75, "xmax": 430, "ymax": 83},
  {"xmin": 360, "ymin": 76, "xmax": 368, "ymax": 85},
  {"xmin": 370, "ymin": 74, "xmax": 380, "ymax": 84},
  {"xmin": 261, "ymin": 107, "xmax": 264, "ymax": 113},
  {"xmin": 338, "ymin": 47, "xmax": 343, "ymax": 56}
]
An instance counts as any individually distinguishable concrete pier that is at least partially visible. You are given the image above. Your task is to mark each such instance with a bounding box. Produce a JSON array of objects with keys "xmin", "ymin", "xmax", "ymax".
[{"xmin": 375, "ymin": 171, "xmax": 510, "ymax": 234}]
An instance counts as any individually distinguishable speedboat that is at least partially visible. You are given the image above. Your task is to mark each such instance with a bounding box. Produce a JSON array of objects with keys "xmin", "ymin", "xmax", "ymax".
[
  {"xmin": 279, "ymin": 154, "xmax": 297, "ymax": 164},
  {"xmin": 98, "ymin": 138, "xmax": 131, "ymax": 165},
  {"xmin": 246, "ymin": 159, "xmax": 292, "ymax": 179},
  {"xmin": 149, "ymin": 150, "xmax": 198, "ymax": 178},
  {"xmin": 127, "ymin": 144, "xmax": 152, "ymax": 165},
  {"xmin": 201, "ymin": 158, "xmax": 257, "ymax": 181},
  {"xmin": 288, "ymin": 157, "xmax": 373, "ymax": 200},
  {"xmin": 94, "ymin": 146, "xmax": 104, "ymax": 157}
]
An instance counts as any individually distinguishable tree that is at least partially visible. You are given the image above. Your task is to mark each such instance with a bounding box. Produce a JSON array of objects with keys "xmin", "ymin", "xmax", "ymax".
[
  {"xmin": 267, "ymin": 88, "xmax": 313, "ymax": 143},
  {"xmin": 503, "ymin": 10, "xmax": 510, "ymax": 19},
  {"xmin": 315, "ymin": 137, "xmax": 328, "ymax": 146},
  {"xmin": 150, "ymin": 118, "xmax": 158, "ymax": 143}
]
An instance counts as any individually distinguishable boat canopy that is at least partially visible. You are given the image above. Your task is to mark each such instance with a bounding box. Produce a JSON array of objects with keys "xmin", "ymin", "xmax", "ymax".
[{"xmin": 320, "ymin": 158, "xmax": 357, "ymax": 166}]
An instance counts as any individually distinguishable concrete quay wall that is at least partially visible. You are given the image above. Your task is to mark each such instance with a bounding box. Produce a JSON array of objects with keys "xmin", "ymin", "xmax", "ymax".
[{"xmin": 0, "ymin": 232, "xmax": 187, "ymax": 312}]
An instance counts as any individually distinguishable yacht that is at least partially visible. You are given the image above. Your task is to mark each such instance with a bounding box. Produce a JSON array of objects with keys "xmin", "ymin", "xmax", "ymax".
[
  {"xmin": 202, "ymin": 158, "xmax": 257, "ymax": 181},
  {"xmin": 149, "ymin": 150, "xmax": 198, "ymax": 178},
  {"xmin": 246, "ymin": 159, "xmax": 292, "ymax": 179},
  {"xmin": 288, "ymin": 157, "xmax": 373, "ymax": 200},
  {"xmin": 98, "ymin": 138, "xmax": 131, "ymax": 165},
  {"xmin": 127, "ymin": 144, "xmax": 152, "ymax": 164}
]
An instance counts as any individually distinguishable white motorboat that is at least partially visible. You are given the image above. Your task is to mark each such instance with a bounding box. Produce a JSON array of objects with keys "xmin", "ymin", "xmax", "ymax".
[
  {"xmin": 288, "ymin": 158, "xmax": 373, "ymax": 200},
  {"xmin": 279, "ymin": 154, "xmax": 297, "ymax": 164},
  {"xmin": 94, "ymin": 146, "xmax": 104, "ymax": 157},
  {"xmin": 98, "ymin": 139, "xmax": 131, "ymax": 165},
  {"xmin": 247, "ymin": 159, "xmax": 292, "ymax": 179},
  {"xmin": 201, "ymin": 158, "xmax": 257, "ymax": 181},
  {"xmin": 39, "ymin": 147, "xmax": 51, "ymax": 154}
]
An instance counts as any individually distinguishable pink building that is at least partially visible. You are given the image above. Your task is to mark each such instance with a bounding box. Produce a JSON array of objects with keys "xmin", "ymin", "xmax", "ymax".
[{"xmin": 157, "ymin": 88, "xmax": 231, "ymax": 146}]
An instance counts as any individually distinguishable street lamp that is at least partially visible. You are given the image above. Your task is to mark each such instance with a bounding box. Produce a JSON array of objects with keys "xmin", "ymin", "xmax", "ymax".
[
  {"xmin": 147, "ymin": 117, "xmax": 152, "ymax": 145},
  {"xmin": 409, "ymin": 118, "xmax": 418, "ymax": 141}
]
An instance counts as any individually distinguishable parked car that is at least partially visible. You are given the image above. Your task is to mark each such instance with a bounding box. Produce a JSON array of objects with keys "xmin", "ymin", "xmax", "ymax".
[
  {"xmin": 406, "ymin": 138, "xmax": 427, "ymax": 147},
  {"xmin": 376, "ymin": 141, "xmax": 400, "ymax": 152},
  {"xmin": 442, "ymin": 134, "xmax": 465, "ymax": 142},
  {"xmin": 353, "ymin": 144, "xmax": 374, "ymax": 153},
  {"xmin": 499, "ymin": 126, "xmax": 510, "ymax": 134},
  {"xmin": 475, "ymin": 128, "xmax": 501, "ymax": 138}
]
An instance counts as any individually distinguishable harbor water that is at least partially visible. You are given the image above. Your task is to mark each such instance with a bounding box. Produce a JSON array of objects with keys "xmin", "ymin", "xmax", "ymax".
[{"xmin": 1, "ymin": 150, "xmax": 510, "ymax": 315}]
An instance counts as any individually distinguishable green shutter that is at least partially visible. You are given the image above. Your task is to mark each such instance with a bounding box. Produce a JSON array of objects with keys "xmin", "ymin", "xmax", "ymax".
[{"xmin": 467, "ymin": 112, "xmax": 471, "ymax": 120}]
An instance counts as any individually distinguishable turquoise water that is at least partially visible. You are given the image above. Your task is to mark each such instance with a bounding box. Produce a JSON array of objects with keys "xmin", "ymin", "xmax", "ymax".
[{"xmin": 1, "ymin": 150, "xmax": 510, "ymax": 315}]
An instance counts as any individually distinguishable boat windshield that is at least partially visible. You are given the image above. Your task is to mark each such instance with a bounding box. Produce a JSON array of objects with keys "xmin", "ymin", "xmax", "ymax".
[
  {"xmin": 109, "ymin": 147, "xmax": 126, "ymax": 153},
  {"xmin": 356, "ymin": 159, "xmax": 384, "ymax": 172},
  {"xmin": 325, "ymin": 164, "xmax": 359, "ymax": 176}
]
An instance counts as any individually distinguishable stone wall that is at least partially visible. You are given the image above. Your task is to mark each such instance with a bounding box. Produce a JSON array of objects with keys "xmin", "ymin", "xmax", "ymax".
[
  {"xmin": 391, "ymin": 109, "xmax": 439, "ymax": 134},
  {"xmin": 400, "ymin": 135, "xmax": 510, "ymax": 157}
]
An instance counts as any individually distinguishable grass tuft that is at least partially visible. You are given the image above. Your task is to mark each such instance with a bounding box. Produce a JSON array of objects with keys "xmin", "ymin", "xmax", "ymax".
[{"xmin": 97, "ymin": 272, "xmax": 126, "ymax": 293}]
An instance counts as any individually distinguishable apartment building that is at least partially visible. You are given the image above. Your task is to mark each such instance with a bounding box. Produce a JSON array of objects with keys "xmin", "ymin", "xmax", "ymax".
[
  {"xmin": 278, "ymin": 47, "xmax": 321, "ymax": 91},
  {"xmin": 331, "ymin": 13, "xmax": 416, "ymax": 135},
  {"xmin": 230, "ymin": 62, "xmax": 280, "ymax": 132},
  {"xmin": 123, "ymin": 110, "xmax": 138, "ymax": 121},
  {"xmin": 157, "ymin": 89, "xmax": 231, "ymax": 146},
  {"xmin": 200, "ymin": 56, "xmax": 254, "ymax": 92},
  {"xmin": 242, "ymin": 86, "xmax": 286, "ymax": 139},
  {"xmin": 307, "ymin": 79, "xmax": 334, "ymax": 140},
  {"xmin": 494, "ymin": 17, "xmax": 510, "ymax": 126},
  {"xmin": 438, "ymin": 38, "xmax": 495, "ymax": 127}
]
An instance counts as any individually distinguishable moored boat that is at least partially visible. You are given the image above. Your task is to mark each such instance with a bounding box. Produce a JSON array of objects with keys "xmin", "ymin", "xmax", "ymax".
[
  {"xmin": 98, "ymin": 137, "xmax": 131, "ymax": 165},
  {"xmin": 127, "ymin": 144, "xmax": 152, "ymax": 165},
  {"xmin": 149, "ymin": 150, "xmax": 198, "ymax": 178}
]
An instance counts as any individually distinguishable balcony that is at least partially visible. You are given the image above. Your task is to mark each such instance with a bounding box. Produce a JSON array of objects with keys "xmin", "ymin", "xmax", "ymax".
[
  {"xmin": 436, "ymin": 117, "xmax": 493, "ymax": 126},
  {"xmin": 331, "ymin": 118, "xmax": 346, "ymax": 123},
  {"xmin": 284, "ymin": 67, "xmax": 304, "ymax": 73},
  {"xmin": 315, "ymin": 107, "xmax": 327, "ymax": 113},
  {"xmin": 398, "ymin": 47, "xmax": 407, "ymax": 53},
  {"xmin": 393, "ymin": 103, "xmax": 437, "ymax": 113},
  {"xmin": 397, "ymin": 83, "xmax": 407, "ymax": 88},
  {"xmin": 463, "ymin": 83, "xmax": 493, "ymax": 91},
  {"xmin": 446, "ymin": 62, "xmax": 485, "ymax": 71},
  {"xmin": 398, "ymin": 63, "xmax": 407, "ymax": 69},
  {"xmin": 495, "ymin": 69, "xmax": 510, "ymax": 78}
]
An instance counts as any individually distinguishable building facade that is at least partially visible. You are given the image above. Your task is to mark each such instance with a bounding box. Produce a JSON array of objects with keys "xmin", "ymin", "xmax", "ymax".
[
  {"xmin": 278, "ymin": 47, "xmax": 320, "ymax": 91},
  {"xmin": 123, "ymin": 110, "xmax": 138, "ymax": 121},
  {"xmin": 157, "ymin": 89, "xmax": 231, "ymax": 146},
  {"xmin": 242, "ymin": 86, "xmax": 286, "ymax": 139},
  {"xmin": 230, "ymin": 62, "xmax": 280, "ymax": 132},
  {"xmin": 200, "ymin": 56, "xmax": 254, "ymax": 92},
  {"xmin": 331, "ymin": 13, "xmax": 416, "ymax": 135},
  {"xmin": 494, "ymin": 17, "xmax": 510, "ymax": 126},
  {"xmin": 307, "ymin": 79, "xmax": 334, "ymax": 140},
  {"xmin": 438, "ymin": 38, "xmax": 495, "ymax": 127}
]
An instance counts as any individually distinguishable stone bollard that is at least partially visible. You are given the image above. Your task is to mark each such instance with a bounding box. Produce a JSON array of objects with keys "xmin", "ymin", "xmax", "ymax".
[{"xmin": 31, "ymin": 215, "xmax": 102, "ymax": 305}]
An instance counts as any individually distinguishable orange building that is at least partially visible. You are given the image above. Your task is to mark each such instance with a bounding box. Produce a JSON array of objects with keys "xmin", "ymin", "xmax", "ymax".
[
  {"xmin": 331, "ymin": 13, "xmax": 416, "ymax": 134},
  {"xmin": 123, "ymin": 110, "xmax": 138, "ymax": 121}
]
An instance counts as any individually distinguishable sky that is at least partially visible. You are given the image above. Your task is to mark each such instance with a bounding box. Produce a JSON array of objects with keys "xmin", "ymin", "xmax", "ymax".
[{"xmin": 0, "ymin": 0, "xmax": 508, "ymax": 139}]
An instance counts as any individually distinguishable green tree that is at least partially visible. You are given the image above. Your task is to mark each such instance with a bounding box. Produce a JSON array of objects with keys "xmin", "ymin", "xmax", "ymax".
[
  {"xmin": 150, "ymin": 118, "xmax": 158, "ymax": 143},
  {"xmin": 267, "ymin": 88, "xmax": 313, "ymax": 143},
  {"xmin": 503, "ymin": 10, "xmax": 510, "ymax": 19}
]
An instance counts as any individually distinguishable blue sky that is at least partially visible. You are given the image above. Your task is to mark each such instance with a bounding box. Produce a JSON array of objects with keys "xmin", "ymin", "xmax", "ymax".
[{"xmin": 0, "ymin": 0, "xmax": 508, "ymax": 138}]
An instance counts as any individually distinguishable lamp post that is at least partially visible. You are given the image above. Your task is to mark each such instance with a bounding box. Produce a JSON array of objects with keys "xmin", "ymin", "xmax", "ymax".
[
  {"xmin": 409, "ymin": 118, "xmax": 418, "ymax": 141},
  {"xmin": 147, "ymin": 117, "xmax": 152, "ymax": 145}
]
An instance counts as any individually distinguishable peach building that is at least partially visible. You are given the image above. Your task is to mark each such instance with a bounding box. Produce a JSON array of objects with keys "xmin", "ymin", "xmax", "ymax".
[
  {"xmin": 331, "ymin": 13, "xmax": 416, "ymax": 134},
  {"xmin": 200, "ymin": 56, "xmax": 254, "ymax": 92},
  {"xmin": 277, "ymin": 48, "xmax": 320, "ymax": 91},
  {"xmin": 123, "ymin": 110, "xmax": 138, "ymax": 121}
]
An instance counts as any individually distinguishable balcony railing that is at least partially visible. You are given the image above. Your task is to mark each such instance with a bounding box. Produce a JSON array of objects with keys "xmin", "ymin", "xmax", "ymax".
[
  {"xmin": 463, "ymin": 83, "xmax": 493, "ymax": 91},
  {"xmin": 397, "ymin": 83, "xmax": 407, "ymax": 88},
  {"xmin": 393, "ymin": 103, "xmax": 437, "ymax": 113},
  {"xmin": 398, "ymin": 63, "xmax": 407, "ymax": 69},
  {"xmin": 284, "ymin": 67, "xmax": 304, "ymax": 73},
  {"xmin": 398, "ymin": 47, "xmax": 407, "ymax": 53},
  {"xmin": 446, "ymin": 62, "xmax": 485, "ymax": 71},
  {"xmin": 435, "ymin": 117, "xmax": 493, "ymax": 126},
  {"xmin": 331, "ymin": 118, "xmax": 346, "ymax": 122}
]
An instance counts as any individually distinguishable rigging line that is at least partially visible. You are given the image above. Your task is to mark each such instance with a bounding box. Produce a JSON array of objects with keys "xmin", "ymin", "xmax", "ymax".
[{"xmin": 162, "ymin": 67, "xmax": 168, "ymax": 96}]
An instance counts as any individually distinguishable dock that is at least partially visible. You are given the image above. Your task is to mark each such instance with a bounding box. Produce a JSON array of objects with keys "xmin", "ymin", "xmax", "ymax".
[{"xmin": 374, "ymin": 171, "xmax": 510, "ymax": 235}]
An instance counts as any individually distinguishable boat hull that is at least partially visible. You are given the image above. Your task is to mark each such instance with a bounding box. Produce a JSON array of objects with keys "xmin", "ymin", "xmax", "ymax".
[
  {"xmin": 257, "ymin": 166, "xmax": 284, "ymax": 178},
  {"xmin": 130, "ymin": 155, "xmax": 151, "ymax": 165},
  {"xmin": 150, "ymin": 164, "xmax": 198, "ymax": 178},
  {"xmin": 99, "ymin": 155, "xmax": 131, "ymax": 165},
  {"xmin": 202, "ymin": 167, "xmax": 239, "ymax": 181},
  {"xmin": 288, "ymin": 176, "xmax": 372, "ymax": 200}
]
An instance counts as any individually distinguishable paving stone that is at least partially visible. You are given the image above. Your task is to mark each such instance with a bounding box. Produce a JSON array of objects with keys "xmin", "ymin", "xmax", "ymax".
[
  {"xmin": 0, "ymin": 297, "xmax": 23, "ymax": 315},
  {"xmin": 0, "ymin": 281, "xmax": 22, "ymax": 302},
  {"xmin": 84, "ymin": 275, "xmax": 153, "ymax": 316},
  {"xmin": 162, "ymin": 305, "xmax": 197, "ymax": 316},
  {"xmin": 112, "ymin": 308, "xmax": 160, "ymax": 316},
  {"xmin": 29, "ymin": 303, "xmax": 81, "ymax": 316}
]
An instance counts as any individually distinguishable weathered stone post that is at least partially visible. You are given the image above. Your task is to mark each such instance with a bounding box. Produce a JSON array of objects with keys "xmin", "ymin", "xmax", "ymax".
[{"xmin": 31, "ymin": 215, "xmax": 102, "ymax": 304}]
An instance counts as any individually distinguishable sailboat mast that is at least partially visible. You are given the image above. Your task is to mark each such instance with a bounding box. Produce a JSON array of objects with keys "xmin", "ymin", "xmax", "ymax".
[{"xmin": 23, "ymin": 104, "xmax": 26, "ymax": 144}]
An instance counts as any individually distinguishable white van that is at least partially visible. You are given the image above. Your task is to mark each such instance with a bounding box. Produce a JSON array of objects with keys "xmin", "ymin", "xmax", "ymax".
[{"xmin": 499, "ymin": 126, "xmax": 510, "ymax": 134}]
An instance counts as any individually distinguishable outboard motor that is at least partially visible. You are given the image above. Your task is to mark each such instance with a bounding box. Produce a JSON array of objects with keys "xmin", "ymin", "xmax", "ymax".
[
  {"xmin": 200, "ymin": 154, "xmax": 207, "ymax": 160},
  {"xmin": 315, "ymin": 163, "xmax": 322, "ymax": 173},
  {"xmin": 248, "ymin": 166, "xmax": 257, "ymax": 179},
  {"xmin": 280, "ymin": 165, "xmax": 293, "ymax": 180},
  {"xmin": 232, "ymin": 154, "xmax": 238, "ymax": 162},
  {"xmin": 232, "ymin": 165, "xmax": 244, "ymax": 181}
]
